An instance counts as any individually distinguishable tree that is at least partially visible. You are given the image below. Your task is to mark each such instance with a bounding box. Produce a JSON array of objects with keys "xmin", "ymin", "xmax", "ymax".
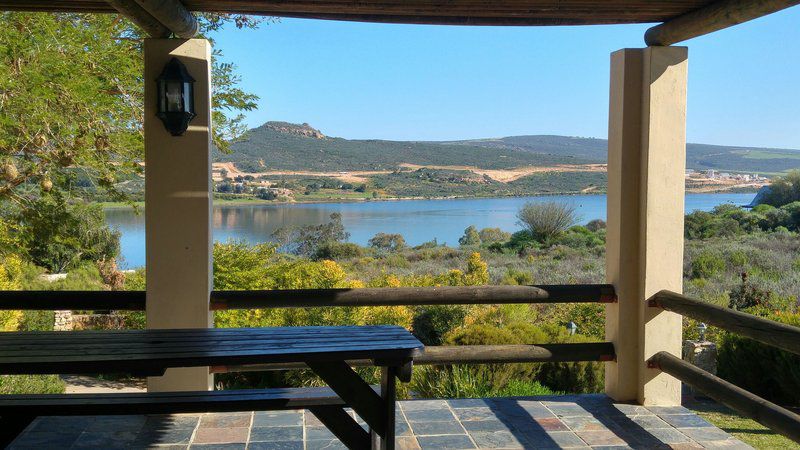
[
  {"xmin": 0, "ymin": 12, "xmax": 260, "ymax": 206},
  {"xmin": 368, "ymin": 233, "xmax": 406, "ymax": 252},
  {"xmin": 761, "ymin": 170, "xmax": 800, "ymax": 207},
  {"xmin": 516, "ymin": 202, "xmax": 577, "ymax": 243},
  {"xmin": 458, "ymin": 225, "xmax": 481, "ymax": 246},
  {"xmin": 478, "ymin": 227, "xmax": 511, "ymax": 244},
  {"xmin": 272, "ymin": 213, "xmax": 350, "ymax": 257}
]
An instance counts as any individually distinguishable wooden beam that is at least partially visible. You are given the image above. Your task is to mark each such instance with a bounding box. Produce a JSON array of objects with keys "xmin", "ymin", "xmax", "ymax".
[
  {"xmin": 649, "ymin": 290, "xmax": 800, "ymax": 356},
  {"xmin": 649, "ymin": 351, "xmax": 800, "ymax": 443},
  {"xmin": 208, "ymin": 342, "xmax": 616, "ymax": 373},
  {"xmin": 134, "ymin": 0, "xmax": 198, "ymax": 38},
  {"xmin": 645, "ymin": 0, "xmax": 800, "ymax": 46},
  {"xmin": 106, "ymin": 0, "xmax": 170, "ymax": 38}
]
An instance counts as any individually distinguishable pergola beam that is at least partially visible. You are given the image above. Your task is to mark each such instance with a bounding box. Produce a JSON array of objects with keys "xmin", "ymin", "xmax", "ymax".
[
  {"xmin": 134, "ymin": 0, "xmax": 198, "ymax": 38},
  {"xmin": 105, "ymin": 0, "xmax": 197, "ymax": 38},
  {"xmin": 645, "ymin": 0, "xmax": 800, "ymax": 46},
  {"xmin": 105, "ymin": 0, "xmax": 170, "ymax": 38}
]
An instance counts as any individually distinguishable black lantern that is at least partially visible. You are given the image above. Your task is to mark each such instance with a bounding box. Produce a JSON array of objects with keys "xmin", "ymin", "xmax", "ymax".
[{"xmin": 156, "ymin": 57, "xmax": 196, "ymax": 136}]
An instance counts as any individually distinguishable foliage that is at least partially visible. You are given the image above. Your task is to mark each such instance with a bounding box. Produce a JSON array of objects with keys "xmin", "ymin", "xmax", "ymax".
[
  {"xmin": 458, "ymin": 226, "xmax": 481, "ymax": 246},
  {"xmin": 411, "ymin": 306, "xmax": 468, "ymax": 346},
  {"xmin": 0, "ymin": 12, "xmax": 258, "ymax": 205},
  {"xmin": 9, "ymin": 195, "xmax": 119, "ymax": 272},
  {"xmin": 760, "ymin": 170, "xmax": 800, "ymax": 207},
  {"xmin": 690, "ymin": 251, "xmax": 726, "ymax": 280},
  {"xmin": 0, "ymin": 374, "xmax": 65, "ymax": 395},
  {"xmin": 718, "ymin": 310, "xmax": 800, "ymax": 406},
  {"xmin": 410, "ymin": 364, "xmax": 559, "ymax": 399},
  {"xmin": 0, "ymin": 254, "xmax": 23, "ymax": 331},
  {"xmin": 478, "ymin": 227, "xmax": 511, "ymax": 244},
  {"xmin": 586, "ymin": 219, "xmax": 606, "ymax": 232},
  {"xmin": 463, "ymin": 252, "xmax": 489, "ymax": 285},
  {"xmin": 368, "ymin": 233, "xmax": 406, "ymax": 252},
  {"xmin": 314, "ymin": 242, "xmax": 364, "ymax": 260},
  {"xmin": 728, "ymin": 272, "xmax": 771, "ymax": 310},
  {"xmin": 273, "ymin": 213, "xmax": 349, "ymax": 257},
  {"xmin": 516, "ymin": 202, "xmax": 578, "ymax": 243}
]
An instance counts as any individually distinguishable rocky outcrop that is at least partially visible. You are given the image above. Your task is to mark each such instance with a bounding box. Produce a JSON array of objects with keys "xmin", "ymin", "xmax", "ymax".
[{"xmin": 264, "ymin": 121, "xmax": 326, "ymax": 139}]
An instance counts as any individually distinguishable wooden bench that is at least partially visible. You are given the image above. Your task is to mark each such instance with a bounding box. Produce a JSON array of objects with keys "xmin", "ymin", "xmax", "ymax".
[{"xmin": 0, "ymin": 325, "xmax": 424, "ymax": 450}]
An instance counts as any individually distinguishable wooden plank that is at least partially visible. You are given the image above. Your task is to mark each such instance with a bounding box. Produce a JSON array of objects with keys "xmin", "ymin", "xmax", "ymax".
[
  {"xmin": 106, "ymin": 0, "xmax": 170, "ymax": 37},
  {"xmin": 649, "ymin": 351, "xmax": 800, "ymax": 443},
  {"xmin": 210, "ymin": 342, "xmax": 615, "ymax": 373},
  {"xmin": 649, "ymin": 290, "xmax": 800, "ymax": 356},
  {"xmin": 308, "ymin": 361, "xmax": 388, "ymax": 438},
  {"xmin": 310, "ymin": 406, "xmax": 371, "ymax": 450},
  {"xmin": 645, "ymin": 0, "xmax": 800, "ymax": 45}
]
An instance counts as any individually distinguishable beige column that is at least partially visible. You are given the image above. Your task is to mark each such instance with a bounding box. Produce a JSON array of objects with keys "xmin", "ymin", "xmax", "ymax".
[
  {"xmin": 605, "ymin": 46, "xmax": 688, "ymax": 406},
  {"xmin": 144, "ymin": 39, "xmax": 213, "ymax": 392}
]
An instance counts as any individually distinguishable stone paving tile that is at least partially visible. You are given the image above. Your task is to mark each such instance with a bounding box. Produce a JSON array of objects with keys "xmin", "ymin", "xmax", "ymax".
[
  {"xmin": 404, "ymin": 407, "xmax": 457, "ymax": 422},
  {"xmin": 698, "ymin": 440, "xmax": 754, "ymax": 449},
  {"xmin": 648, "ymin": 406, "xmax": 693, "ymax": 415},
  {"xmin": 469, "ymin": 430, "xmax": 527, "ymax": 449},
  {"xmin": 409, "ymin": 420, "xmax": 465, "ymax": 436},
  {"xmin": 677, "ymin": 427, "xmax": 733, "ymax": 442},
  {"xmin": 401, "ymin": 399, "xmax": 450, "ymax": 410},
  {"xmin": 575, "ymin": 430, "xmax": 627, "ymax": 447},
  {"xmin": 460, "ymin": 419, "xmax": 512, "ymax": 433},
  {"xmin": 254, "ymin": 411, "xmax": 303, "ymax": 427},
  {"xmin": 9, "ymin": 431, "xmax": 83, "ymax": 449},
  {"xmin": 190, "ymin": 444, "xmax": 247, "ymax": 450},
  {"xmin": 561, "ymin": 415, "xmax": 608, "ymax": 432},
  {"xmin": 660, "ymin": 414, "xmax": 714, "ymax": 428},
  {"xmin": 448, "ymin": 398, "xmax": 494, "ymax": 409},
  {"xmin": 192, "ymin": 427, "xmax": 249, "ymax": 444},
  {"xmin": 305, "ymin": 426, "xmax": 337, "ymax": 440},
  {"xmin": 199, "ymin": 413, "xmax": 252, "ymax": 428},
  {"xmin": 247, "ymin": 442, "xmax": 304, "ymax": 450},
  {"xmin": 133, "ymin": 426, "xmax": 197, "ymax": 446},
  {"xmin": 248, "ymin": 426, "xmax": 303, "ymax": 442},
  {"xmin": 416, "ymin": 434, "xmax": 476, "ymax": 449},
  {"xmin": 27, "ymin": 415, "xmax": 94, "ymax": 433},
  {"xmin": 532, "ymin": 417, "xmax": 571, "ymax": 431},
  {"xmin": 453, "ymin": 407, "xmax": 498, "ymax": 421},
  {"xmin": 521, "ymin": 430, "xmax": 589, "ymax": 449},
  {"xmin": 305, "ymin": 439, "xmax": 348, "ymax": 450},
  {"xmin": 397, "ymin": 436, "xmax": 422, "ymax": 450},
  {"xmin": 71, "ymin": 430, "xmax": 139, "ymax": 449},
  {"xmin": 543, "ymin": 402, "xmax": 593, "ymax": 417},
  {"xmin": 142, "ymin": 414, "xmax": 201, "ymax": 431}
]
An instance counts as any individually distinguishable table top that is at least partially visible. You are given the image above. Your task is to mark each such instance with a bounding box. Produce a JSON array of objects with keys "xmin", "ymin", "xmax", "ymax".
[{"xmin": 0, "ymin": 325, "xmax": 424, "ymax": 376}]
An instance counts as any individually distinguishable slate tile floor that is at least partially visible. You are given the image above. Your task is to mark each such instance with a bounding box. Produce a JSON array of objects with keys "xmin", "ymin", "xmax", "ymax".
[{"xmin": 9, "ymin": 394, "xmax": 752, "ymax": 449}]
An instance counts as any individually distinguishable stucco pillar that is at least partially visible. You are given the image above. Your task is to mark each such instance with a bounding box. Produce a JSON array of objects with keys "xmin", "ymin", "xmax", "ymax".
[
  {"xmin": 605, "ymin": 46, "xmax": 688, "ymax": 405},
  {"xmin": 144, "ymin": 39, "xmax": 213, "ymax": 392}
]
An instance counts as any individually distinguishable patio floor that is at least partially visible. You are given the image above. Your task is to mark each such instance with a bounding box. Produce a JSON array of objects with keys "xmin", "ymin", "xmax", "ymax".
[{"xmin": 9, "ymin": 394, "xmax": 752, "ymax": 449}]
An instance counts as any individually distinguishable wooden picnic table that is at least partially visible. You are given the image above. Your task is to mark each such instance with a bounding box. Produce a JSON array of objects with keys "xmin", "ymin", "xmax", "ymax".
[{"xmin": 0, "ymin": 325, "xmax": 424, "ymax": 450}]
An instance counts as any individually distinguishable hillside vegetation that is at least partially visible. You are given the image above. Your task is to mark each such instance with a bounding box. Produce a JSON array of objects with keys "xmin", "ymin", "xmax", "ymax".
[{"xmin": 217, "ymin": 122, "xmax": 800, "ymax": 174}]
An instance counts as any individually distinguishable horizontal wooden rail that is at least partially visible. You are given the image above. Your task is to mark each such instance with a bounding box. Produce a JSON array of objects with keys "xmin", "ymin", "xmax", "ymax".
[
  {"xmin": 649, "ymin": 351, "xmax": 800, "ymax": 443},
  {"xmin": 0, "ymin": 284, "xmax": 615, "ymax": 311},
  {"xmin": 648, "ymin": 290, "xmax": 800, "ymax": 356},
  {"xmin": 210, "ymin": 342, "xmax": 616, "ymax": 373},
  {"xmin": 210, "ymin": 284, "xmax": 617, "ymax": 309},
  {"xmin": 0, "ymin": 290, "xmax": 147, "ymax": 311}
]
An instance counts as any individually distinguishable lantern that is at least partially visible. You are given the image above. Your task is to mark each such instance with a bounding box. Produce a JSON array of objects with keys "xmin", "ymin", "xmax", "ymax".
[
  {"xmin": 566, "ymin": 321, "xmax": 578, "ymax": 336},
  {"xmin": 156, "ymin": 57, "xmax": 196, "ymax": 136}
]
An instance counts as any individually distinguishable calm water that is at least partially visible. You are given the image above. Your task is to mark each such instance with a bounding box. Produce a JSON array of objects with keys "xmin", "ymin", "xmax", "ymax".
[{"xmin": 107, "ymin": 193, "xmax": 755, "ymax": 269}]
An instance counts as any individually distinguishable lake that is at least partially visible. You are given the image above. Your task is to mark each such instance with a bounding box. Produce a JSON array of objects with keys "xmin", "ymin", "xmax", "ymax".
[{"xmin": 106, "ymin": 193, "xmax": 756, "ymax": 269}]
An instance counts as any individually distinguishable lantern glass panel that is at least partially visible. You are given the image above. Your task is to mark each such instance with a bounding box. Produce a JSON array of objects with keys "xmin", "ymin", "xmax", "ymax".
[
  {"xmin": 183, "ymin": 82, "xmax": 194, "ymax": 113},
  {"xmin": 165, "ymin": 80, "xmax": 183, "ymax": 112}
]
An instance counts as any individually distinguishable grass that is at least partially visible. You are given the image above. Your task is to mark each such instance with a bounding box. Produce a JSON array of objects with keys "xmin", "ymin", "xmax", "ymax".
[{"xmin": 687, "ymin": 399, "xmax": 800, "ymax": 449}]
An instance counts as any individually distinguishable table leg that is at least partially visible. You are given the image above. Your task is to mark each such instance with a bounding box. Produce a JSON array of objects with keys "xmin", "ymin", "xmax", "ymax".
[
  {"xmin": 0, "ymin": 415, "xmax": 35, "ymax": 448},
  {"xmin": 371, "ymin": 366, "xmax": 397, "ymax": 450}
]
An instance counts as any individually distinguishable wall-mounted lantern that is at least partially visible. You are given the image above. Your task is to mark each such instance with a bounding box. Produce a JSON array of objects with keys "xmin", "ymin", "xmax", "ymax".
[
  {"xmin": 697, "ymin": 322, "xmax": 707, "ymax": 341},
  {"xmin": 156, "ymin": 57, "xmax": 196, "ymax": 136},
  {"xmin": 566, "ymin": 321, "xmax": 578, "ymax": 336}
]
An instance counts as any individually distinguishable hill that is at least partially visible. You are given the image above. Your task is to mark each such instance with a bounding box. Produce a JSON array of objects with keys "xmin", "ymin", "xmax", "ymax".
[{"xmin": 217, "ymin": 122, "xmax": 800, "ymax": 175}]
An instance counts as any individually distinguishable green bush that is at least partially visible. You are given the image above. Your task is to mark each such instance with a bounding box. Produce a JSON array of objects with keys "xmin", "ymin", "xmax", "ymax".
[
  {"xmin": 410, "ymin": 365, "xmax": 559, "ymax": 399},
  {"xmin": 314, "ymin": 242, "xmax": 364, "ymax": 260},
  {"xmin": 690, "ymin": 251, "xmax": 726, "ymax": 279},
  {"xmin": 412, "ymin": 305, "xmax": 468, "ymax": 346},
  {"xmin": 0, "ymin": 375, "xmax": 65, "ymax": 395},
  {"xmin": 718, "ymin": 311, "xmax": 800, "ymax": 406}
]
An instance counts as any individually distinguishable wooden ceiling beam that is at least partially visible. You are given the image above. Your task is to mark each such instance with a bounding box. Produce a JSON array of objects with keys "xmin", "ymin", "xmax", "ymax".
[
  {"xmin": 645, "ymin": 0, "xmax": 800, "ymax": 45},
  {"xmin": 105, "ymin": 0, "xmax": 170, "ymax": 37},
  {"xmin": 133, "ymin": 0, "xmax": 198, "ymax": 38}
]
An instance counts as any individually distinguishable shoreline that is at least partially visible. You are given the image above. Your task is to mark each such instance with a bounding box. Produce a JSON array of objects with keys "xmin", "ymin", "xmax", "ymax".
[{"xmin": 98, "ymin": 187, "xmax": 758, "ymax": 210}]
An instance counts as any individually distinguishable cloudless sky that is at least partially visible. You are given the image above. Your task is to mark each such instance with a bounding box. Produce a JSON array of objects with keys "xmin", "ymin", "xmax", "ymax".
[{"xmin": 213, "ymin": 7, "xmax": 800, "ymax": 149}]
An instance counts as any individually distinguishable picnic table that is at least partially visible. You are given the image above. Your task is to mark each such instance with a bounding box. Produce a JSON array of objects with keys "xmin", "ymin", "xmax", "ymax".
[{"xmin": 0, "ymin": 325, "xmax": 424, "ymax": 450}]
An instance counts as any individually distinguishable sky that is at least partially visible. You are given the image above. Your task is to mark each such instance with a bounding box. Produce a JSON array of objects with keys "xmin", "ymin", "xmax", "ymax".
[{"xmin": 212, "ymin": 7, "xmax": 800, "ymax": 149}]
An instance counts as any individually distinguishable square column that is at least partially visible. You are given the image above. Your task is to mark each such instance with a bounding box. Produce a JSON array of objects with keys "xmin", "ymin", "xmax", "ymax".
[
  {"xmin": 605, "ymin": 46, "xmax": 688, "ymax": 405},
  {"xmin": 144, "ymin": 39, "xmax": 213, "ymax": 392}
]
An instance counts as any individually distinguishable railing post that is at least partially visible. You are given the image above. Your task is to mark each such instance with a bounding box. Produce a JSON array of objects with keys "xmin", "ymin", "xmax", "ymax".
[
  {"xmin": 605, "ymin": 46, "xmax": 688, "ymax": 405},
  {"xmin": 144, "ymin": 39, "xmax": 213, "ymax": 391}
]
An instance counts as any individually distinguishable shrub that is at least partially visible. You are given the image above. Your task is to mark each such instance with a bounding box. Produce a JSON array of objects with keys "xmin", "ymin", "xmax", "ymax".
[
  {"xmin": 586, "ymin": 219, "xmax": 606, "ymax": 232},
  {"xmin": 368, "ymin": 233, "xmax": 406, "ymax": 252},
  {"xmin": 728, "ymin": 272, "xmax": 770, "ymax": 310},
  {"xmin": 728, "ymin": 250, "xmax": 748, "ymax": 268},
  {"xmin": 458, "ymin": 226, "xmax": 481, "ymax": 247},
  {"xmin": 412, "ymin": 305, "xmax": 468, "ymax": 346},
  {"xmin": 501, "ymin": 268, "xmax": 532, "ymax": 286},
  {"xmin": 478, "ymin": 227, "xmax": 511, "ymax": 244},
  {"xmin": 690, "ymin": 251, "xmax": 725, "ymax": 279},
  {"xmin": 0, "ymin": 375, "xmax": 65, "ymax": 395},
  {"xmin": 314, "ymin": 242, "xmax": 364, "ymax": 260},
  {"xmin": 718, "ymin": 311, "xmax": 800, "ymax": 406},
  {"xmin": 463, "ymin": 252, "xmax": 489, "ymax": 285},
  {"xmin": 517, "ymin": 202, "xmax": 578, "ymax": 243}
]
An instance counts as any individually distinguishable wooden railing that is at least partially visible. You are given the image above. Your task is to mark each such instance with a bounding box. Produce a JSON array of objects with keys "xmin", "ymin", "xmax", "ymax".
[
  {"xmin": 648, "ymin": 290, "xmax": 800, "ymax": 443},
  {"xmin": 0, "ymin": 284, "xmax": 617, "ymax": 367},
  {"xmin": 0, "ymin": 284, "xmax": 616, "ymax": 311}
]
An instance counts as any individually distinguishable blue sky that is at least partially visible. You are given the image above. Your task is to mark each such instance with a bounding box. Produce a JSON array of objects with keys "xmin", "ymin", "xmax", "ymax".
[{"xmin": 213, "ymin": 7, "xmax": 800, "ymax": 149}]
